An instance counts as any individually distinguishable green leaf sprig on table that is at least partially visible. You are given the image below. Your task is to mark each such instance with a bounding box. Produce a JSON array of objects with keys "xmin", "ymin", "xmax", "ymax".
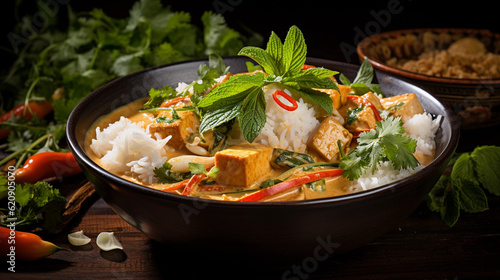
[
  {"xmin": 196, "ymin": 25, "xmax": 340, "ymax": 143},
  {"xmin": 0, "ymin": 177, "xmax": 66, "ymax": 234},
  {"xmin": 427, "ymin": 145, "xmax": 500, "ymax": 227}
]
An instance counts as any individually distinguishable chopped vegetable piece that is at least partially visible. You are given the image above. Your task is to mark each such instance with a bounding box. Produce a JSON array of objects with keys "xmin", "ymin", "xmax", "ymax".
[
  {"xmin": 237, "ymin": 169, "xmax": 344, "ymax": 202},
  {"xmin": 181, "ymin": 174, "xmax": 207, "ymax": 196},
  {"xmin": 272, "ymin": 90, "xmax": 298, "ymax": 111},
  {"xmin": 67, "ymin": 230, "xmax": 91, "ymax": 246},
  {"xmin": 96, "ymin": 232, "xmax": 123, "ymax": 251}
]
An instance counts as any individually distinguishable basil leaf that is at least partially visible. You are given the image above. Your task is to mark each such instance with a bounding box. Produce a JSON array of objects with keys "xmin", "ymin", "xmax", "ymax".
[{"xmin": 353, "ymin": 59, "xmax": 375, "ymax": 84}]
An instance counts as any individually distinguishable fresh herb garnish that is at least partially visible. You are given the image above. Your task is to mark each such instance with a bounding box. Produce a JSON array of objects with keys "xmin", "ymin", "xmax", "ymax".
[
  {"xmin": 197, "ymin": 25, "xmax": 340, "ymax": 143},
  {"xmin": 340, "ymin": 116, "xmax": 419, "ymax": 180},
  {"xmin": 153, "ymin": 162, "xmax": 193, "ymax": 184},
  {"xmin": 0, "ymin": 178, "xmax": 66, "ymax": 234},
  {"xmin": 427, "ymin": 145, "xmax": 500, "ymax": 227},
  {"xmin": 339, "ymin": 59, "xmax": 382, "ymax": 96}
]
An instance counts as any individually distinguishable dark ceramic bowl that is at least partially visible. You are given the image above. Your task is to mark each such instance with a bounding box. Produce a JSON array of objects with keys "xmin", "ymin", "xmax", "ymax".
[
  {"xmin": 66, "ymin": 57, "xmax": 460, "ymax": 261},
  {"xmin": 357, "ymin": 28, "xmax": 500, "ymax": 129}
]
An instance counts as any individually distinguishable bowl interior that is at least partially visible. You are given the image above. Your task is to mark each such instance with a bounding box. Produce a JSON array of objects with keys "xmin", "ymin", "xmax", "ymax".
[{"xmin": 68, "ymin": 56, "xmax": 459, "ymax": 205}]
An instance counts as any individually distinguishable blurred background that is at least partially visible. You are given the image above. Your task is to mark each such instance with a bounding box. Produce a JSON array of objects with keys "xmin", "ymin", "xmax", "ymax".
[{"xmin": 1, "ymin": 0, "xmax": 497, "ymax": 66}]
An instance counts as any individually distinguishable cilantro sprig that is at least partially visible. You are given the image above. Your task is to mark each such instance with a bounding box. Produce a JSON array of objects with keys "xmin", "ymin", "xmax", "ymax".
[
  {"xmin": 340, "ymin": 116, "xmax": 419, "ymax": 180},
  {"xmin": 0, "ymin": 179, "xmax": 66, "ymax": 234},
  {"xmin": 197, "ymin": 26, "xmax": 340, "ymax": 142}
]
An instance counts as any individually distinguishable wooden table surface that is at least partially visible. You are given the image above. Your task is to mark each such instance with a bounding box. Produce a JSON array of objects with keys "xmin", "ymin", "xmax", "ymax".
[{"xmin": 2, "ymin": 122, "xmax": 500, "ymax": 280}]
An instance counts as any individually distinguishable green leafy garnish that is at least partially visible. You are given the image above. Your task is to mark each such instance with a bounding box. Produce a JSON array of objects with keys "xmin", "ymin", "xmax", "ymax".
[
  {"xmin": 153, "ymin": 162, "xmax": 192, "ymax": 184},
  {"xmin": 188, "ymin": 162, "xmax": 219, "ymax": 179},
  {"xmin": 339, "ymin": 59, "xmax": 382, "ymax": 96},
  {"xmin": 340, "ymin": 116, "xmax": 419, "ymax": 180},
  {"xmin": 0, "ymin": 178, "xmax": 66, "ymax": 234},
  {"xmin": 197, "ymin": 25, "xmax": 339, "ymax": 142},
  {"xmin": 427, "ymin": 146, "xmax": 500, "ymax": 227}
]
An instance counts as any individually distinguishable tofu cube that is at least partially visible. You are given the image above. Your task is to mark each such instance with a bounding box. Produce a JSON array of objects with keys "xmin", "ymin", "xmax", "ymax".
[
  {"xmin": 338, "ymin": 92, "xmax": 382, "ymax": 132},
  {"xmin": 308, "ymin": 116, "xmax": 352, "ymax": 162},
  {"xmin": 380, "ymin": 93, "xmax": 424, "ymax": 122},
  {"xmin": 215, "ymin": 143, "xmax": 273, "ymax": 188},
  {"xmin": 149, "ymin": 110, "xmax": 200, "ymax": 149}
]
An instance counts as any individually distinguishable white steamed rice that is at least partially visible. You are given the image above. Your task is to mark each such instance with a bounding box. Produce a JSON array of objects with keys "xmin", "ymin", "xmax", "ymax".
[
  {"xmin": 90, "ymin": 117, "xmax": 171, "ymax": 184},
  {"xmin": 255, "ymin": 85, "xmax": 320, "ymax": 153}
]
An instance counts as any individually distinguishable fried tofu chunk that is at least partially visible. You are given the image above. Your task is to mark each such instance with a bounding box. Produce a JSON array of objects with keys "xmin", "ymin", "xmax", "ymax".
[
  {"xmin": 149, "ymin": 110, "xmax": 200, "ymax": 150},
  {"xmin": 215, "ymin": 143, "xmax": 273, "ymax": 188},
  {"xmin": 338, "ymin": 92, "xmax": 382, "ymax": 132},
  {"xmin": 308, "ymin": 116, "xmax": 352, "ymax": 162},
  {"xmin": 380, "ymin": 93, "xmax": 424, "ymax": 122},
  {"xmin": 315, "ymin": 84, "xmax": 352, "ymax": 110}
]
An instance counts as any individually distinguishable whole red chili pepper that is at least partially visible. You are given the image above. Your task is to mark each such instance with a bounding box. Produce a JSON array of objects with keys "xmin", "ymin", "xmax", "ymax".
[
  {"xmin": 0, "ymin": 226, "xmax": 64, "ymax": 261},
  {"xmin": 15, "ymin": 152, "xmax": 82, "ymax": 184},
  {"xmin": 0, "ymin": 101, "xmax": 53, "ymax": 139}
]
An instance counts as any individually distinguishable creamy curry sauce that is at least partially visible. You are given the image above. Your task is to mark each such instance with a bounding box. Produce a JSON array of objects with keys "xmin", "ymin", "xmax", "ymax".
[{"xmin": 85, "ymin": 98, "xmax": 351, "ymax": 202}]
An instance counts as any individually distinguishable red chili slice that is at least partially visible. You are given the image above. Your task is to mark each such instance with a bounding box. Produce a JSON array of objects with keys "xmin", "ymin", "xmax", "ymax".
[{"xmin": 272, "ymin": 90, "xmax": 298, "ymax": 111}]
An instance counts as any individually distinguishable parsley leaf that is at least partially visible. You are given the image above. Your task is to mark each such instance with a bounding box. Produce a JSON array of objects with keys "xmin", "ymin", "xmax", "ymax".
[{"xmin": 340, "ymin": 116, "xmax": 419, "ymax": 180}]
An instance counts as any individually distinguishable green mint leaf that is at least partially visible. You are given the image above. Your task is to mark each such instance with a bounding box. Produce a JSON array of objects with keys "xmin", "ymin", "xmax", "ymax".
[
  {"xmin": 238, "ymin": 46, "xmax": 279, "ymax": 76},
  {"xmin": 457, "ymin": 179, "xmax": 489, "ymax": 213},
  {"xmin": 199, "ymin": 101, "xmax": 243, "ymax": 135},
  {"xmin": 282, "ymin": 25, "xmax": 306, "ymax": 77},
  {"xmin": 470, "ymin": 145, "xmax": 500, "ymax": 195},
  {"xmin": 295, "ymin": 88, "xmax": 334, "ymax": 116},
  {"xmin": 339, "ymin": 73, "xmax": 352, "ymax": 86},
  {"xmin": 283, "ymin": 67, "xmax": 339, "ymax": 90},
  {"xmin": 265, "ymin": 31, "xmax": 284, "ymax": 75},
  {"xmin": 441, "ymin": 185, "xmax": 461, "ymax": 227},
  {"xmin": 450, "ymin": 153, "xmax": 478, "ymax": 184},
  {"xmin": 353, "ymin": 59, "xmax": 375, "ymax": 85},
  {"xmin": 237, "ymin": 87, "xmax": 267, "ymax": 142},
  {"xmin": 198, "ymin": 73, "xmax": 267, "ymax": 110}
]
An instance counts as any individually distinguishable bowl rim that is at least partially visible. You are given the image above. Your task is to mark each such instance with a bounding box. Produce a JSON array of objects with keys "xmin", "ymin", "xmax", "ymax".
[
  {"xmin": 66, "ymin": 56, "xmax": 461, "ymax": 208},
  {"xmin": 356, "ymin": 27, "xmax": 500, "ymax": 85}
]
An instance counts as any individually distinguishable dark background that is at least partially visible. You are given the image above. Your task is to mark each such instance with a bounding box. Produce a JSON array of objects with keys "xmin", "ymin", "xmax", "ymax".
[{"xmin": 1, "ymin": 0, "xmax": 497, "ymax": 67}]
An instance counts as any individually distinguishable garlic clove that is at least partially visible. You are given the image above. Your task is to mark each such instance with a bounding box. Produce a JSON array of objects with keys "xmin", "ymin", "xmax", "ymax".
[
  {"xmin": 68, "ymin": 230, "xmax": 91, "ymax": 246},
  {"xmin": 96, "ymin": 232, "xmax": 123, "ymax": 251}
]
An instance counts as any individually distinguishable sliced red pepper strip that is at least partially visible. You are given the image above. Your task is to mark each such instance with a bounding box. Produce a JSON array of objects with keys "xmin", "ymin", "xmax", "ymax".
[
  {"xmin": 160, "ymin": 96, "xmax": 190, "ymax": 108},
  {"xmin": 237, "ymin": 169, "xmax": 344, "ymax": 202},
  {"xmin": 301, "ymin": 64, "xmax": 316, "ymax": 70},
  {"xmin": 272, "ymin": 90, "xmax": 298, "ymax": 111},
  {"xmin": 181, "ymin": 174, "xmax": 207, "ymax": 196},
  {"xmin": 156, "ymin": 179, "xmax": 190, "ymax": 192},
  {"xmin": 347, "ymin": 95, "xmax": 383, "ymax": 122}
]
